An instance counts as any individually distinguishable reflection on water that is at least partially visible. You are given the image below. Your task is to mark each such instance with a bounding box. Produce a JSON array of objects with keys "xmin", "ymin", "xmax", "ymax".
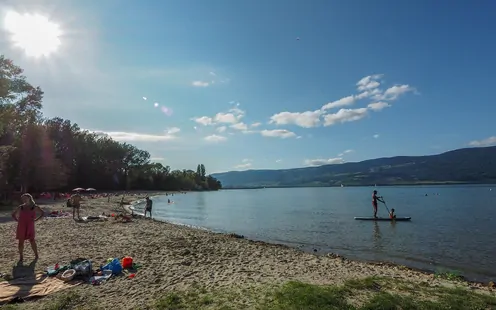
[
  {"xmin": 372, "ymin": 221, "xmax": 382, "ymax": 252},
  {"xmin": 151, "ymin": 185, "xmax": 496, "ymax": 282},
  {"xmin": 196, "ymin": 192, "xmax": 206, "ymax": 207}
]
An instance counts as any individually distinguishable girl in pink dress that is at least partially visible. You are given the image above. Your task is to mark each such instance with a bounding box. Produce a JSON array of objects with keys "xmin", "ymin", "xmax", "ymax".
[{"xmin": 12, "ymin": 193, "xmax": 44, "ymax": 262}]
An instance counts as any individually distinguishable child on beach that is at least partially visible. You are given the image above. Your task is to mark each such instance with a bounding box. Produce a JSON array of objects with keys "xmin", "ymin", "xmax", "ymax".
[{"xmin": 11, "ymin": 193, "xmax": 44, "ymax": 262}]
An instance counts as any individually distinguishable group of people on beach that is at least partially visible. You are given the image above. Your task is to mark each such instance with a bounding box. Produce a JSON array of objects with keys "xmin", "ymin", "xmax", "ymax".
[{"xmin": 10, "ymin": 190, "xmax": 155, "ymax": 262}]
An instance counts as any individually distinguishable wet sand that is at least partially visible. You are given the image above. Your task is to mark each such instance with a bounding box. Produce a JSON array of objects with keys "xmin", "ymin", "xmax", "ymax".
[{"xmin": 0, "ymin": 194, "xmax": 493, "ymax": 309}]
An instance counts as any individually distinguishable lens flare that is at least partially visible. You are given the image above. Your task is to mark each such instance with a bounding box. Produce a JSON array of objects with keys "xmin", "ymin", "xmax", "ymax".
[{"xmin": 161, "ymin": 106, "xmax": 173, "ymax": 116}]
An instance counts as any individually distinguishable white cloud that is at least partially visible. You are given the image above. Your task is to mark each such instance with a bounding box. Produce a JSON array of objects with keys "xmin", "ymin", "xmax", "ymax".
[
  {"xmin": 209, "ymin": 71, "xmax": 216, "ymax": 76},
  {"xmin": 230, "ymin": 122, "xmax": 248, "ymax": 131},
  {"xmin": 373, "ymin": 134, "xmax": 380, "ymax": 139},
  {"xmin": 338, "ymin": 149, "xmax": 354, "ymax": 156},
  {"xmin": 234, "ymin": 163, "xmax": 252, "ymax": 169},
  {"xmin": 165, "ymin": 127, "xmax": 181, "ymax": 134},
  {"xmin": 468, "ymin": 136, "xmax": 496, "ymax": 147},
  {"xmin": 323, "ymin": 108, "xmax": 368, "ymax": 127},
  {"xmin": 194, "ymin": 107, "xmax": 245, "ymax": 127},
  {"xmin": 269, "ymin": 110, "xmax": 322, "ymax": 128},
  {"xmin": 275, "ymin": 159, "xmax": 282, "ymax": 163},
  {"xmin": 214, "ymin": 112, "xmax": 239, "ymax": 124},
  {"xmin": 321, "ymin": 95, "xmax": 356, "ymax": 111},
  {"xmin": 260, "ymin": 129, "xmax": 297, "ymax": 139},
  {"xmin": 92, "ymin": 130, "xmax": 178, "ymax": 142},
  {"xmin": 216, "ymin": 126, "xmax": 227, "ymax": 133},
  {"xmin": 215, "ymin": 108, "xmax": 245, "ymax": 124},
  {"xmin": 356, "ymin": 74, "xmax": 383, "ymax": 92},
  {"xmin": 192, "ymin": 116, "xmax": 213, "ymax": 126},
  {"xmin": 265, "ymin": 75, "xmax": 415, "ymax": 130},
  {"xmin": 228, "ymin": 107, "xmax": 245, "ymax": 116},
  {"xmin": 367, "ymin": 101, "xmax": 391, "ymax": 111},
  {"xmin": 304, "ymin": 158, "xmax": 344, "ymax": 166},
  {"xmin": 356, "ymin": 88, "xmax": 382, "ymax": 100},
  {"xmin": 379, "ymin": 85, "xmax": 415, "ymax": 101},
  {"xmin": 192, "ymin": 80, "xmax": 209, "ymax": 87},
  {"xmin": 234, "ymin": 158, "xmax": 252, "ymax": 169},
  {"xmin": 204, "ymin": 134, "xmax": 227, "ymax": 143},
  {"xmin": 250, "ymin": 122, "xmax": 262, "ymax": 128}
]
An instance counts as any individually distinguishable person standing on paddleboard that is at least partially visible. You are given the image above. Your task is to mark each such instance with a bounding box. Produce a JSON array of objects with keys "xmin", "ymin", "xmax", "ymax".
[{"xmin": 372, "ymin": 190, "xmax": 384, "ymax": 218}]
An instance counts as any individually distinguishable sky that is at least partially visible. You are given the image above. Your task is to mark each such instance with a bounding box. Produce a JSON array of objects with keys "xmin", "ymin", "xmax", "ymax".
[{"xmin": 0, "ymin": 0, "xmax": 495, "ymax": 173}]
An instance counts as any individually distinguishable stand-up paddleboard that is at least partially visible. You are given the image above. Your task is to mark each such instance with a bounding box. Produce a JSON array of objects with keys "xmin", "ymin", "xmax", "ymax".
[{"xmin": 354, "ymin": 217, "xmax": 411, "ymax": 221}]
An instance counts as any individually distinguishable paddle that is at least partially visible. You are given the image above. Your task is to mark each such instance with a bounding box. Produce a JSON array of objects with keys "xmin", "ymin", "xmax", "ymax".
[{"xmin": 381, "ymin": 197, "xmax": 391, "ymax": 215}]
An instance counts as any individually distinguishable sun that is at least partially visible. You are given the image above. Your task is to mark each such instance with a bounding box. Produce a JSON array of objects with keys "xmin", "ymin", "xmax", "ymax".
[{"xmin": 4, "ymin": 11, "xmax": 62, "ymax": 58}]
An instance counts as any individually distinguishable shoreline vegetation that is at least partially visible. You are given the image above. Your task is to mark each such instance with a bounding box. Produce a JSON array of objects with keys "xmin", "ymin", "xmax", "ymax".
[{"xmin": 1, "ymin": 195, "xmax": 495, "ymax": 309}]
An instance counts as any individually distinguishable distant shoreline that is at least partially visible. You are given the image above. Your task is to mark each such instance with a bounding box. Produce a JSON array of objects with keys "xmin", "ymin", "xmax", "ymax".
[{"xmin": 221, "ymin": 182, "xmax": 496, "ymax": 190}]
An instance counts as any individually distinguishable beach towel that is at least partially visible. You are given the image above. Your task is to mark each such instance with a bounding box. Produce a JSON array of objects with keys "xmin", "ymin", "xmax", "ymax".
[{"xmin": 0, "ymin": 273, "xmax": 81, "ymax": 304}]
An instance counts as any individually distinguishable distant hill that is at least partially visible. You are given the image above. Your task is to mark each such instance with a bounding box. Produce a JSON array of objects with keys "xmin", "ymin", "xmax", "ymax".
[{"xmin": 212, "ymin": 146, "xmax": 496, "ymax": 188}]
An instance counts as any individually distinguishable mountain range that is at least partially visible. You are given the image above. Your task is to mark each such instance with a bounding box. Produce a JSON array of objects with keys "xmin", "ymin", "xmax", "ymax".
[{"xmin": 211, "ymin": 146, "xmax": 496, "ymax": 188}]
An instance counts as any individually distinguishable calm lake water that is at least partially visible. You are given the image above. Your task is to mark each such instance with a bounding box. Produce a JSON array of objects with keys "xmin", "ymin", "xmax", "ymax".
[{"xmin": 136, "ymin": 185, "xmax": 496, "ymax": 282}]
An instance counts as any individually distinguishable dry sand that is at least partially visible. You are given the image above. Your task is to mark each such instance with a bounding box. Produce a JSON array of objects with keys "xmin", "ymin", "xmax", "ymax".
[{"xmin": 0, "ymin": 194, "xmax": 493, "ymax": 309}]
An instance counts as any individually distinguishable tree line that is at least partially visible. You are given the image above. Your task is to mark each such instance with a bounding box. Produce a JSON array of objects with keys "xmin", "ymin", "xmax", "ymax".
[{"xmin": 0, "ymin": 55, "xmax": 222, "ymax": 200}]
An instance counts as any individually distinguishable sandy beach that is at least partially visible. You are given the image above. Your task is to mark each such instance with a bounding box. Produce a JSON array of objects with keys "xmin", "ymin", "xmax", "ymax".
[{"xmin": 0, "ymin": 194, "xmax": 494, "ymax": 309}]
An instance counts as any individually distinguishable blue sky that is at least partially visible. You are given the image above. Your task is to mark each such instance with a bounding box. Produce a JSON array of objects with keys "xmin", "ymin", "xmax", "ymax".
[{"xmin": 1, "ymin": 0, "xmax": 495, "ymax": 173}]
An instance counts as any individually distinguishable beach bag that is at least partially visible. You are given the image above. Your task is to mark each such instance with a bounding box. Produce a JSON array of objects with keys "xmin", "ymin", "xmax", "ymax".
[
  {"xmin": 102, "ymin": 258, "xmax": 123, "ymax": 275},
  {"xmin": 72, "ymin": 260, "xmax": 92, "ymax": 276}
]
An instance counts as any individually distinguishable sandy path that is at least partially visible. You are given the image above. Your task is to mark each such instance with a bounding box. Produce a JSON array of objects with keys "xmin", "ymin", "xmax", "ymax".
[{"xmin": 0, "ymin": 195, "xmax": 492, "ymax": 309}]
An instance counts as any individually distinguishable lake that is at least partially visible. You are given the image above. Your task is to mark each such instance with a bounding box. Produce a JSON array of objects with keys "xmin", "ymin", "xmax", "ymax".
[{"xmin": 137, "ymin": 185, "xmax": 496, "ymax": 283}]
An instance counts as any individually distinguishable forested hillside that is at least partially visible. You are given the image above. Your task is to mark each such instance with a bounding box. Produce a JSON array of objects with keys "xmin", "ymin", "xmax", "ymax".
[{"xmin": 212, "ymin": 147, "xmax": 496, "ymax": 188}]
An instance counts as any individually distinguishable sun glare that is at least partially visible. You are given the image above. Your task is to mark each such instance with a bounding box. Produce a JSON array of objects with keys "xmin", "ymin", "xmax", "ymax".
[{"xmin": 4, "ymin": 11, "xmax": 62, "ymax": 58}]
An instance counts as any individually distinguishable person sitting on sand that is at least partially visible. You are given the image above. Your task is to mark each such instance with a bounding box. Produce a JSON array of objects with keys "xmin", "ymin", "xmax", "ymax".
[
  {"xmin": 389, "ymin": 208, "xmax": 396, "ymax": 219},
  {"xmin": 70, "ymin": 193, "xmax": 82, "ymax": 220},
  {"xmin": 12, "ymin": 193, "xmax": 44, "ymax": 262},
  {"xmin": 145, "ymin": 196, "xmax": 153, "ymax": 218}
]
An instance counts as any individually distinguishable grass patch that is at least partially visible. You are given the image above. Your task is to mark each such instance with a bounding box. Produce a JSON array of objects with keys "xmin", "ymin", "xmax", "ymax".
[
  {"xmin": 1, "ymin": 291, "xmax": 100, "ymax": 310},
  {"xmin": 4, "ymin": 277, "xmax": 495, "ymax": 309},
  {"xmin": 434, "ymin": 269, "xmax": 465, "ymax": 281},
  {"xmin": 264, "ymin": 281, "xmax": 351, "ymax": 309},
  {"xmin": 151, "ymin": 277, "xmax": 496, "ymax": 310}
]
